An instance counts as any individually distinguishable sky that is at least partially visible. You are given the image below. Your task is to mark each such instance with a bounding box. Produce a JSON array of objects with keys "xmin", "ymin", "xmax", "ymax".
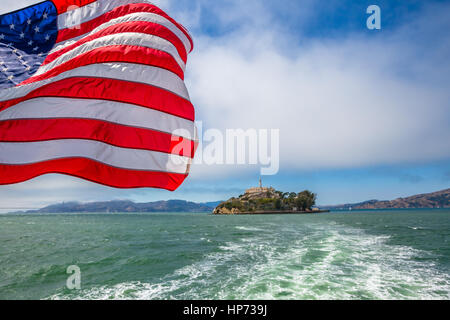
[{"xmin": 0, "ymin": 0, "xmax": 449, "ymax": 210}]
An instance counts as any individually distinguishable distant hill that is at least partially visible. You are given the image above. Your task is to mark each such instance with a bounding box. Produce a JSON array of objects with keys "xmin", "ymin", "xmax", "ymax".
[
  {"xmin": 320, "ymin": 188, "xmax": 450, "ymax": 210},
  {"xmin": 319, "ymin": 200, "xmax": 379, "ymax": 211},
  {"xmin": 13, "ymin": 188, "xmax": 450, "ymax": 214},
  {"xmin": 22, "ymin": 200, "xmax": 219, "ymax": 214}
]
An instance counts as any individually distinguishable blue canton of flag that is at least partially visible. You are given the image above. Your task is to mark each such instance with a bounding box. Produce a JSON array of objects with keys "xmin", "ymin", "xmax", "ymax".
[{"xmin": 0, "ymin": 2, "xmax": 58, "ymax": 89}]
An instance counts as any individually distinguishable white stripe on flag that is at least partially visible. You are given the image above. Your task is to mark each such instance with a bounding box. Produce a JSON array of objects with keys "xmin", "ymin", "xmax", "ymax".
[
  {"xmin": 38, "ymin": 32, "xmax": 186, "ymax": 77},
  {"xmin": 0, "ymin": 139, "xmax": 191, "ymax": 174},
  {"xmin": 58, "ymin": 0, "xmax": 146, "ymax": 30},
  {"xmin": 0, "ymin": 97, "xmax": 195, "ymax": 139},
  {"xmin": 58, "ymin": 0, "xmax": 192, "ymax": 52},
  {"xmin": 53, "ymin": 12, "xmax": 192, "ymax": 55},
  {"xmin": 0, "ymin": 62, "xmax": 190, "ymax": 102}
]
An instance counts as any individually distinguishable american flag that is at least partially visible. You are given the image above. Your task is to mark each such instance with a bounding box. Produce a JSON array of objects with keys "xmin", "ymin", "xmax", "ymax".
[{"xmin": 0, "ymin": 0, "xmax": 196, "ymax": 190}]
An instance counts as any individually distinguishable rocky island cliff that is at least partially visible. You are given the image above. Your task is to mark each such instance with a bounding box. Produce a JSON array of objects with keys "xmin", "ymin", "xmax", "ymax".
[{"xmin": 213, "ymin": 183, "xmax": 324, "ymax": 215}]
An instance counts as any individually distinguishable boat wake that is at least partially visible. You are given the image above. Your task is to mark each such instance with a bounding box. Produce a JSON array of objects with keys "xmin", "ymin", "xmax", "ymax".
[{"xmin": 49, "ymin": 221, "xmax": 450, "ymax": 300}]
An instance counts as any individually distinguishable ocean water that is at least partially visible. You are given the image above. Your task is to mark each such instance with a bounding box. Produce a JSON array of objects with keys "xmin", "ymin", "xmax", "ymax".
[{"xmin": 0, "ymin": 209, "xmax": 449, "ymax": 300}]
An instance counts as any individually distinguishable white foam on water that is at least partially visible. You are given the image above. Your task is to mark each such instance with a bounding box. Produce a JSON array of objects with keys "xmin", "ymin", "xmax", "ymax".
[
  {"xmin": 225, "ymin": 224, "xmax": 450, "ymax": 300},
  {"xmin": 49, "ymin": 222, "xmax": 450, "ymax": 300},
  {"xmin": 49, "ymin": 235, "xmax": 278, "ymax": 300},
  {"xmin": 235, "ymin": 226, "xmax": 266, "ymax": 232}
]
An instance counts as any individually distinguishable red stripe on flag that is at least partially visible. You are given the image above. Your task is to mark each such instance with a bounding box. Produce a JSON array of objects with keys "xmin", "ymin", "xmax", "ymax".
[
  {"xmin": 0, "ymin": 77, "xmax": 195, "ymax": 121},
  {"xmin": 25, "ymin": 45, "xmax": 184, "ymax": 85},
  {"xmin": 0, "ymin": 158, "xmax": 188, "ymax": 190},
  {"xmin": 52, "ymin": 0, "xmax": 98, "ymax": 14},
  {"xmin": 0, "ymin": 119, "xmax": 196, "ymax": 158},
  {"xmin": 49, "ymin": 21, "xmax": 188, "ymax": 65},
  {"xmin": 56, "ymin": 3, "xmax": 194, "ymax": 52}
]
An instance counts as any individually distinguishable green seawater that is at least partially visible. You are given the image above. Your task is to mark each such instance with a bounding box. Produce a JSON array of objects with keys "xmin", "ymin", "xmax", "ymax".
[{"xmin": 0, "ymin": 209, "xmax": 449, "ymax": 300}]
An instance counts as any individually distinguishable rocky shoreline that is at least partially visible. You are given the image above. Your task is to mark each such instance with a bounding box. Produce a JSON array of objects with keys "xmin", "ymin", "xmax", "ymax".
[{"xmin": 214, "ymin": 209, "xmax": 330, "ymax": 215}]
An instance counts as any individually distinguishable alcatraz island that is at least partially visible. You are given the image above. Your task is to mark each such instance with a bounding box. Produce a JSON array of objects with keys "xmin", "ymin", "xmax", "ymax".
[{"xmin": 213, "ymin": 179, "xmax": 329, "ymax": 215}]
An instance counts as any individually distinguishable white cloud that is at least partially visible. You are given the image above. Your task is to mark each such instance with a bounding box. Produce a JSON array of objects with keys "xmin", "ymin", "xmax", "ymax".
[
  {"xmin": 182, "ymin": 1, "xmax": 450, "ymax": 174},
  {"xmin": 187, "ymin": 37, "xmax": 449, "ymax": 171}
]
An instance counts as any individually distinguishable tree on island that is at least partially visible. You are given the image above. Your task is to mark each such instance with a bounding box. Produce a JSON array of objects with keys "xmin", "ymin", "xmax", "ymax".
[{"xmin": 295, "ymin": 191, "xmax": 317, "ymax": 211}]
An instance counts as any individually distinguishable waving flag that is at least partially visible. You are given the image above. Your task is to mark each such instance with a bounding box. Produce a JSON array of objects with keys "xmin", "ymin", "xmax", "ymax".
[{"xmin": 0, "ymin": 0, "xmax": 196, "ymax": 190}]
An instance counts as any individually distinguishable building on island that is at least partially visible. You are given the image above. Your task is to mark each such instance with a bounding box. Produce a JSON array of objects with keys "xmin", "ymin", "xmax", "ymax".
[{"xmin": 244, "ymin": 178, "xmax": 275, "ymax": 198}]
